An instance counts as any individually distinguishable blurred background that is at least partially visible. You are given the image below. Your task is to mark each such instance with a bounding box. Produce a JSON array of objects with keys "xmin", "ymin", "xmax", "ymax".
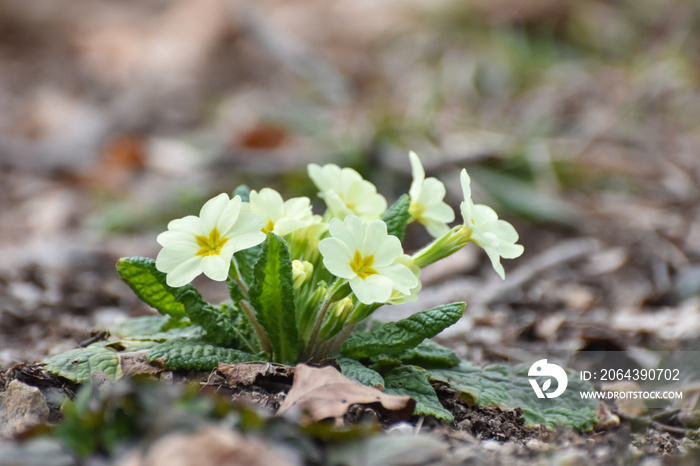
[{"xmin": 1, "ymin": 0, "xmax": 699, "ymax": 370}]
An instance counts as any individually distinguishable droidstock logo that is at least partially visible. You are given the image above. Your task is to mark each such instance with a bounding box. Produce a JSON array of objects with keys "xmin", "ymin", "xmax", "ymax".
[{"xmin": 528, "ymin": 359, "xmax": 568, "ymax": 399}]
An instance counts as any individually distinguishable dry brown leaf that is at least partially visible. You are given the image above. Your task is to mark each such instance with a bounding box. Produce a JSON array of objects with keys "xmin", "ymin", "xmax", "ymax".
[
  {"xmin": 217, "ymin": 362, "xmax": 293, "ymax": 387},
  {"xmin": 277, "ymin": 364, "xmax": 415, "ymax": 423},
  {"xmin": 119, "ymin": 352, "xmax": 163, "ymax": 378},
  {"xmin": 595, "ymin": 403, "xmax": 620, "ymax": 431},
  {"xmin": 237, "ymin": 124, "xmax": 289, "ymax": 150}
]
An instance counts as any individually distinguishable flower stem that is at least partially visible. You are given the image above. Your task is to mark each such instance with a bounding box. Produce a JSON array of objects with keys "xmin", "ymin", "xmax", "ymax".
[
  {"xmin": 327, "ymin": 323, "xmax": 355, "ymax": 355},
  {"xmin": 240, "ymin": 300, "xmax": 272, "ymax": 356},
  {"xmin": 229, "ymin": 260, "xmax": 249, "ymax": 296},
  {"xmin": 303, "ymin": 279, "xmax": 346, "ymax": 360}
]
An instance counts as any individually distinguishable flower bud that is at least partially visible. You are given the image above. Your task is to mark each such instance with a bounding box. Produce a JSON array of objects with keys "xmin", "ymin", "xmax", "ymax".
[
  {"xmin": 318, "ymin": 296, "xmax": 356, "ymax": 341},
  {"xmin": 331, "ymin": 297, "xmax": 354, "ymax": 321},
  {"xmin": 292, "ymin": 260, "xmax": 314, "ymax": 289},
  {"xmin": 411, "ymin": 225, "xmax": 470, "ymax": 268}
]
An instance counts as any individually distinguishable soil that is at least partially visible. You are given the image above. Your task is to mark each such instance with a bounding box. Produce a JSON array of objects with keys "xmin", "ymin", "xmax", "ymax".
[{"xmin": 1, "ymin": 360, "xmax": 694, "ymax": 465}]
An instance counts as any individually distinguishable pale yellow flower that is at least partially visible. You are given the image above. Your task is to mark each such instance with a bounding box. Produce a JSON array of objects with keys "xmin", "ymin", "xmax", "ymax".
[
  {"xmin": 408, "ymin": 152, "xmax": 455, "ymax": 238},
  {"xmin": 246, "ymin": 188, "xmax": 314, "ymax": 236},
  {"xmin": 459, "ymin": 169, "xmax": 524, "ymax": 279},
  {"xmin": 308, "ymin": 163, "xmax": 387, "ymax": 221},
  {"xmin": 318, "ymin": 215, "xmax": 417, "ymax": 304},
  {"xmin": 156, "ymin": 194, "xmax": 265, "ymax": 287}
]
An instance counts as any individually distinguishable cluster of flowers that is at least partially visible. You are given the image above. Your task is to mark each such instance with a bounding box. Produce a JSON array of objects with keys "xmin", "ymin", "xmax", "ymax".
[{"xmin": 155, "ymin": 152, "xmax": 523, "ymax": 313}]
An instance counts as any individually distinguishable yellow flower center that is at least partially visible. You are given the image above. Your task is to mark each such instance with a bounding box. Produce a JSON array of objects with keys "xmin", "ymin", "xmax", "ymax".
[
  {"xmin": 349, "ymin": 250, "xmax": 378, "ymax": 280},
  {"xmin": 195, "ymin": 228, "xmax": 228, "ymax": 257},
  {"xmin": 263, "ymin": 219, "xmax": 275, "ymax": 234},
  {"xmin": 409, "ymin": 202, "xmax": 426, "ymax": 222}
]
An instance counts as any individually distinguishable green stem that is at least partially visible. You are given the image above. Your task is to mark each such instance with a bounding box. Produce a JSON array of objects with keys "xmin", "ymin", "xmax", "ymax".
[
  {"xmin": 229, "ymin": 260, "xmax": 249, "ymax": 297},
  {"xmin": 240, "ymin": 300, "xmax": 272, "ymax": 356},
  {"xmin": 303, "ymin": 279, "xmax": 346, "ymax": 360},
  {"xmin": 327, "ymin": 323, "xmax": 355, "ymax": 355}
]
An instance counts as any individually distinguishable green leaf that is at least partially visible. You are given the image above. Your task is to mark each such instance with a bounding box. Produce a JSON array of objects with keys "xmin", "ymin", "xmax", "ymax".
[
  {"xmin": 429, "ymin": 362, "xmax": 599, "ymax": 430},
  {"xmin": 384, "ymin": 366, "xmax": 453, "ymax": 423},
  {"xmin": 335, "ymin": 357, "xmax": 385, "ymax": 389},
  {"xmin": 228, "ymin": 244, "xmax": 262, "ymax": 302},
  {"xmin": 398, "ymin": 340, "xmax": 461, "ymax": 369},
  {"xmin": 340, "ymin": 302, "xmax": 465, "ymax": 359},
  {"xmin": 232, "ymin": 184, "xmax": 251, "ymax": 202},
  {"xmin": 222, "ymin": 301, "xmax": 260, "ymax": 352},
  {"xmin": 381, "ymin": 194, "xmax": 411, "ymax": 242},
  {"xmin": 368, "ymin": 355, "xmax": 402, "ymax": 373},
  {"xmin": 116, "ymin": 260, "xmax": 255, "ymax": 350},
  {"xmin": 110, "ymin": 316, "xmax": 167, "ymax": 338},
  {"xmin": 110, "ymin": 316, "xmax": 203, "ymax": 341},
  {"xmin": 45, "ymin": 347, "xmax": 121, "ymax": 383},
  {"xmin": 249, "ymin": 233, "xmax": 299, "ymax": 364},
  {"xmin": 177, "ymin": 291, "xmax": 255, "ymax": 351},
  {"xmin": 100, "ymin": 340, "xmax": 159, "ymax": 352},
  {"xmin": 117, "ymin": 257, "xmax": 194, "ymax": 320},
  {"xmin": 147, "ymin": 339, "xmax": 266, "ymax": 370}
]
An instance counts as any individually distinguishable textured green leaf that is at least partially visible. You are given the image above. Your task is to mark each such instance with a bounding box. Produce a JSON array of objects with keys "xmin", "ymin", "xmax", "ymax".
[
  {"xmin": 398, "ymin": 340, "xmax": 461, "ymax": 368},
  {"xmin": 177, "ymin": 291, "xmax": 254, "ymax": 351},
  {"xmin": 110, "ymin": 316, "xmax": 203, "ymax": 341},
  {"xmin": 249, "ymin": 233, "xmax": 298, "ymax": 364},
  {"xmin": 384, "ymin": 366, "xmax": 453, "ymax": 423},
  {"xmin": 429, "ymin": 362, "xmax": 599, "ymax": 430},
  {"xmin": 110, "ymin": 316, "xmax": 167, "ymax": 338},
  {"xmin": 147, "ymin": 339, "xmax": 266, "ymax": 370},
  {"xmin": 100, "ymin": 340, "xmax": 158, "ymax": 352},
  {"xmin": 228, "ymin": 244, "xmax": 262, "ymax": 302},
  {"xmin": 335, "ymin": 357, "xmax": 385, "ymax": 389},
  {"xmin": 368, "ymin": 356, "xmax": 402, "ymax": 373},
  {"xmin": 116, "ymin": 257, "xmax": 197, "ymax": 319},
  {"xmin": 340, "ymin": 302, "xmax": 465, "ymax": 359},
  {"xmin": 222, "ymin": 301, "xmax": 260, "ymax": 352},
  {"xmin": 45, "ymin": 347, "xmax": 121, "ymax": 383},
  {"xmin": 381, "ymin": 194, "xmax": 411, "ymax": 242}
]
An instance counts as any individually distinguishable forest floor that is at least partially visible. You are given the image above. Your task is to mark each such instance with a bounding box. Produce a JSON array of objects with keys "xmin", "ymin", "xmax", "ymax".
[{"xmin": 1, "ymin": 0, "xmax": 700, "ymax": 464}]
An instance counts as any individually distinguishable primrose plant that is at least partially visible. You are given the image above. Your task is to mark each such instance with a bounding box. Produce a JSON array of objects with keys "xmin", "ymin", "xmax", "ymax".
[
  {"xmin": 47, "ymin": 155, "xmax": 607, "ymax": 429},
  {"xmin": 45, "ymin": 152, "xmax": 522, "ymax": 422},
  {"xmin": 108, "ymin": 152, "xmax": 522, "ymax": 371}
]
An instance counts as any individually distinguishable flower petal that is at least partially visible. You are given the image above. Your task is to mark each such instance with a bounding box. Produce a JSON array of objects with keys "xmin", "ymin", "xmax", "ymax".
[
  {"xmin": 423, "ymin": 219, "xmax": 451, "ymax": 238},
  {"xmin": 350, "ymin": 274, "xmax": 393, "ymax": 304},
  {"xmin": 198, "ymin": 194, "xmax": 232, "ymax": 230},
  {"xmin": 370, "ymin": 234, "xmax": 403, "ymax": 267},
  {"xmin": 471, "ymin": 203, "xmax": 499, "ymax": 226},
  {"xmin": 200, "ymin": 254, "xmax": 231, "ymax": 282},
  {"xmin": 328, "ymin": 216, "xmax": 365, "ymax": 253},
  {"xmin": 417, "ymin": 178, "xmax": 447, "ymax": 205},
  {"xmin": 319, "ymin": 238, "xmax": 355, "ymax": 279},
  {"xmin": 165, "ymin": 215, "xmax": 205, "ymax": 237},
  {"xmin": 158, "ymin": 254, "xmax": 203, "ymax": 287},
  {"xmin": 377, "ymin": 262, "xmax": 419, "ymax": 294},
  {"xmin": 408, "ymin": 151, "xmax": 425, "ymax": 201},
  {"xmin": 483, "ymin": 247, "xmax": 506, "ymax": 280}
]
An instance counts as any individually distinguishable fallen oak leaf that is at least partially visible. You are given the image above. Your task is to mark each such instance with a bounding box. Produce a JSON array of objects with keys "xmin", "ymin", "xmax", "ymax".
[
  {"xmin": 217, "ymin": 362, "xmax": 293, "ymax": 387},
  {"xmin": 277, "ymin": 364, "xmax": 415, "ymax": 424},
  {"xmin": 119, "ymin": 352, "xmax": 164, "ymax": 378}
]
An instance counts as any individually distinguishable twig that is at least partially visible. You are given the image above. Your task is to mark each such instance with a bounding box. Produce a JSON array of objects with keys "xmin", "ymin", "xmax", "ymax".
[
  {"xmin": 649, "ymin": 421, "xmax": 689, "ymax": 437},
  {"xmin": 471, "ymin": 237, "xmax": 601, "ymax": 306}
]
